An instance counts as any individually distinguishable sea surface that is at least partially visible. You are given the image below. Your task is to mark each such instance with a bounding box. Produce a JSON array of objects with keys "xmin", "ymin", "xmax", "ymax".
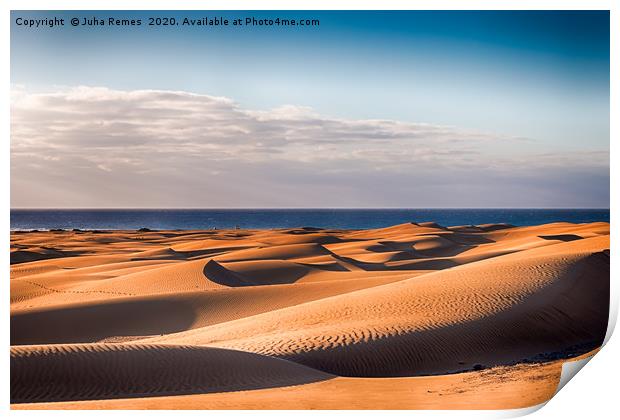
[{"xmin": 10, "ymin": 209, "xmax": 610, "ymax": 231}]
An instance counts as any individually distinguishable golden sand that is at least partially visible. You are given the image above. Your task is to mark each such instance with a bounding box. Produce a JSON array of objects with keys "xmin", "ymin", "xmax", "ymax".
[{"xmin": 10, "ymin": 222, "xmax": 609, "ymax": 409}]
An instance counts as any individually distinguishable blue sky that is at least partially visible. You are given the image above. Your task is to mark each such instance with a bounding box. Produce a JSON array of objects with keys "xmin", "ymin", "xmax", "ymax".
[{"xmin": 10, "ymin": 11, "xmax": 610, "ymax": 208}]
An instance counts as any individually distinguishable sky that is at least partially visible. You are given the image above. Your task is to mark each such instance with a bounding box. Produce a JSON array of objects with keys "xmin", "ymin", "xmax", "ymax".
[{"xmin": 10, "ymin": 10, "xmax": 610, "ymax": 208}]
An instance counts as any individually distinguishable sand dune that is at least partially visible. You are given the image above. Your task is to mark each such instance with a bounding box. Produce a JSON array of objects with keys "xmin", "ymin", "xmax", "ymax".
[
  {"xmin": 11, "ymin": 343, "xmax": 331, "ymax": 403},
  {"xmin": 16, "ymin": 352, "xmax": 593, "ymax": 410},
  {"xmin": 214, "ymin": 243, "xmax": 333, "ymax": 262},
  {"xmin": 12, "ymin": 274, "xmax": 412, "ymax": 345},
  {"xmin": 9, "ymin": 222, "xmax": 610, "ymax": 408},
  {"xmin": 145, "ymin": 237, "xmax": 608, "ymax": 377}
]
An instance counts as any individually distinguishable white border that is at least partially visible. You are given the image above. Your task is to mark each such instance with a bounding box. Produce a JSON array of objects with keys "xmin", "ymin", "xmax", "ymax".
[{"xmin": 2, "ymin": 1, "xmax": 616, "ymax": 419}]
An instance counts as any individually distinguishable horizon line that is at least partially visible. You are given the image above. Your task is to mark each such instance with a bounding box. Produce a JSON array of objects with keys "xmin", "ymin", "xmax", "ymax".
[{"xmin": 10, "ymin": 207, "xmax": 611, "ymax": 211}]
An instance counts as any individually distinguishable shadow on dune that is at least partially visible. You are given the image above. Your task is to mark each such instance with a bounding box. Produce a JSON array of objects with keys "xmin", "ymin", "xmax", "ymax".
[
  {"xmin": 204, "ymin": 259, "xmax": 332, "ymax": 286},
  {"xmin": 11, "ymin": 298, "xmax": 197, "ymax": 345},
  {"xmin": 328, "ymin": 252, "xmax": 461, "ymax": 271},
  {"xmin": 539, "ymin": 234, "xmax": 583, "ymax": 242},
  {"xmin": 328, "ymin": 232, "xmax": 498, "ymax": 270},
  {"xmin": 10, "ymin": 344, "xmax": 334, "ymax": 404},
  {"xmin": 131, "ymin": 247, "xmax": 244, "ymax": 262},
  {"xmin": 439, "ymin": 232, "xmax": 496, "ymax": 244},
  {"xmin": 202, "ymin": 260, "xmax": 256, "ymax": 287},
  {"xmin": 10, "ymin": 248, "xmax": 86, "ymax": 265},
  {"xmin": 285, "ymin": 227, "xmax": 323, "ymax": 233},
  {"xmin": 448, "ymin": 223, "xmax": 515, "ymax": 233}
]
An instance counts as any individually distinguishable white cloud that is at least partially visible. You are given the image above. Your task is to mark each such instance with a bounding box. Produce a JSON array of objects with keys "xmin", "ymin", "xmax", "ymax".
[{"xmin": 10, "ymin": 86, "xmax": 609, "ymax": 208}]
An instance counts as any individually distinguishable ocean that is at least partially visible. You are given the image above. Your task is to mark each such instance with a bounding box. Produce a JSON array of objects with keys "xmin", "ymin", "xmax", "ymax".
[{"xmin": 9, "ymin": 209, "xmax": 610, "ymax": 231}]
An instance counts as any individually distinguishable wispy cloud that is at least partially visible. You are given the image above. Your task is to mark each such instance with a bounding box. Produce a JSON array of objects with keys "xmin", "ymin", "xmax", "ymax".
[{"xmin": 10, "ymin": 86, "xmax": 609, "ymax": 208}]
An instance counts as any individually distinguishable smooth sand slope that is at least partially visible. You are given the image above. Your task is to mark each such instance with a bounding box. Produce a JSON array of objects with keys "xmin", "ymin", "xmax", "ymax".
[
  {"xmin": 15, "ymin": 351, "xmax": 596, "ymax": 410},
  {"xmin": 10, "ymin": 222, "xmax": 610, "ymax": 409}
]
